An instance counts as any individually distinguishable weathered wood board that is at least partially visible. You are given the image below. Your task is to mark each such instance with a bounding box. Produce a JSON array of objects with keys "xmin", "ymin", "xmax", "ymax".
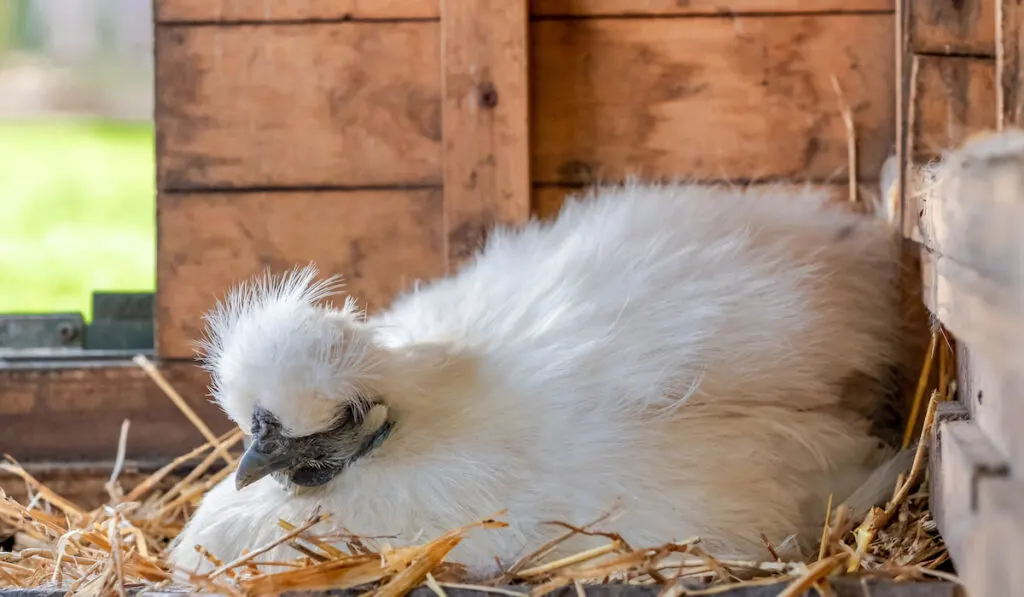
[
  {"xmin": 912, "ymin": 131, "xmax": 1024, "ymax": 597},
  {"xmin": 441, "ymin": 0, "xmax": 531, "ymax": 266},
  {"xmin": 908, "ymin": 55, "xmax": 997, "ymax": 162},
  {"xmin": 998, "ymin": 0, "xmax": 1024, "ymax": 127},
  {"xmin": 155, "ymin": 1, "xmax": 895, "ymax": 22},
  {"xmin": 157, "ymin": 190, "xmax": 446, "ymax": 357},
  {"xmin": 155, "ymin": 23, "xmax": 443, "ymax": 190},
  {"xmin": 533, "ymin": 183, "xmax": 856, "ymax": 220},
  {"xmin": 157, "ymin": 15, "xmax": 895, "ymax": 191},
  {"xmin": 0, "ymin": 581, "xmax": 965, "ymax": 597},
  {"xmin": 529, "ymin": 15, "xmax": 895, "ymax": 184},
  {"xmin": 0, "ymin": 360, "xmax": 227, "ymax": 462},
  {"xmin": 154, "ymin": 11, "xmax": 897, "ymax": 358},
  {"xmin": 902, "ymin": 53, "xmax": 997, "ymax": 240}
]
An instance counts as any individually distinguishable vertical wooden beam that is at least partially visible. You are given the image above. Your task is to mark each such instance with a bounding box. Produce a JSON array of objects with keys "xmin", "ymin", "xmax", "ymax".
[
  {"xmin": 998, "ymin": 0, "xmax": 1024, "ymax": 128},
  {"xmin": 896, "ymin": 0, "xmax": 911, "ymax": 232},
  {"xmin": 909, "ymin": 0, "xmax": 996, "ymax": 56},
  {"xmin": 440, "ymin": 0, "xmax": 531, "ymax": 268}
]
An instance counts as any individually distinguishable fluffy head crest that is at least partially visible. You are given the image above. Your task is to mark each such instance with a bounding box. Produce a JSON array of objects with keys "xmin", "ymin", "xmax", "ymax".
[{"xmin": 196, "ymin": 263, "xmax": 377, "ymax": 436}]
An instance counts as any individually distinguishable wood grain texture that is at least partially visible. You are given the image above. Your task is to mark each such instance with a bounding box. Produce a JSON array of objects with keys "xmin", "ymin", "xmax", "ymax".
[
  {"xmin": 914, "ymin": 133, "xmax": 1024, "ymax": 366},
  {"xmin": 530, "ymin": 15, "xmax": 896, "ymax": 184},
  {"xmin": 957, "ymin": 345, "xmax": 1024, "ymax": 480},
  {"xmin": 998, "ymin": 0, "xmax": 1024, "ymax": 127},
  {"xmin": 156, "ymin": 190, "xmax": 446, "ymax": 358},
  {"xmin": 156, "ymin": 16, "xmax": 894, "ymax": 191},
  {"xmin": 155, "ymin": 0, "xmax": 439, "ymax": 22},
  {"xmin": 922, "ymin": 249, "xmax": 1023, "ymax": 476},
  {"xmin": 908, "ymin": 55, "xmax": 997, "ymax": 163},
  {"xmin": 921, "ymin": 251, "xmax": 1024, "ymax": 373},
  {"xmin": 932, "ymin": 419, "xmax": 1010, "ymax": 570},
  {"xmin": 154, "ymin": 0, "xmax": 895, "ymax": 22},
  {"xmin": 530, "ymin": 0, "xmax": 895, "ymax": 17},
  {"xmin": 0, "ymin": 360, "xmax": 229, "ymax": 462},
  {"xmin": 902, "ymin": 55, "xmax": 996, "ymax": 240},
  {"xmin": 909, "ymin": 0, "xmax": 996, "ymax": 56},
  {"xmin": 916, "ymin": 131, "xmax": 1024, "ymax": 275},
  {"xmin": 0, "ymin": 463, "xmax": 196, "ymax": 511},
  {"xmin": 155, "ymin": 23, "xmax": 442, "ymax": 190},
  {"xmin": 441, "ymin": 0, "xmax": 531, "ymax": 266},
  {"xmin": 926, "ymin": 398, "xmax": 971, "ymax": 574},
  {"xmin": 969, "ymin": 478, "xmax": 1024, "ymax": 597}
]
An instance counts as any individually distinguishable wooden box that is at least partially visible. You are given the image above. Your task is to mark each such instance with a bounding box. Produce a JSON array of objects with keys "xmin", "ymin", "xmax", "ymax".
[
  {"xmin": 898, "ymin": 2, "xmax": 1024, "ymax": 597},
  {"xmin": 1, "ymin": 1, "xmax": 1022, "ymax": 595}
]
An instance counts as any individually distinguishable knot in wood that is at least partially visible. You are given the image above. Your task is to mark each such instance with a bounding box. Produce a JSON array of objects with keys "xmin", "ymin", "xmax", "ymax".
[{"xmin": 478, "ymin": 82, "xmax": 499, "ymax": 109}]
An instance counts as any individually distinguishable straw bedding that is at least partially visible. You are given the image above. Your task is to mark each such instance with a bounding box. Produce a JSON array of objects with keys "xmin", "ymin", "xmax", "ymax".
[{"xmin": 0, "ymin": 330, "xmax": 958, "ymax": 597}]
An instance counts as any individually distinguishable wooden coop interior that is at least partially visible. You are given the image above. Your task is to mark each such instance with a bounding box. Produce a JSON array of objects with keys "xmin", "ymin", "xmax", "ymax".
[{"xmin": 1, "ymin": 1, "xmax": 1022, "ymax": 596}]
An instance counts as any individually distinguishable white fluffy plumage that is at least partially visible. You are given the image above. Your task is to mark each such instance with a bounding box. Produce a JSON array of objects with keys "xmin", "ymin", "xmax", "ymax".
[{"xmin": 169, "ymin": 181, "xmax": 915, "ymax": 578}]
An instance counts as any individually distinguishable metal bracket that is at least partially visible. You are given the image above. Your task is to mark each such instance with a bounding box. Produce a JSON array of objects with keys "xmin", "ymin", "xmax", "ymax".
[{"xmin": 0, "ymin": 292, "xmax": 154, "ymax": 361}]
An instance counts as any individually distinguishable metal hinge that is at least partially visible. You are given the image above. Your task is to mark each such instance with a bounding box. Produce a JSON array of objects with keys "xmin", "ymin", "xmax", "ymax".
[{"xmin": 0, "ymin": 292, "xmax": 154, "ymax": 361}]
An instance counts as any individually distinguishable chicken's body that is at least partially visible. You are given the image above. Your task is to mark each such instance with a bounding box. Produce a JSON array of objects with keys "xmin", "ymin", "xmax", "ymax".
[{"xmin": 170, "ymin": 183, "xmax": 913, "ymax": 578}]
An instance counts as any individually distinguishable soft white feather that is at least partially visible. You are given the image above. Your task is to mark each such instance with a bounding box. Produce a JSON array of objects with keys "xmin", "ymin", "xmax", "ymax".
[{"xmin": 170, "ymin": 181, "xmax": 913, "ymax": 578}]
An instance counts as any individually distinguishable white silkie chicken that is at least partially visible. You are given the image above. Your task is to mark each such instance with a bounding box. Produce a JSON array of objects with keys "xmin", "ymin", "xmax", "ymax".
[{"xmin": 169, "ymin": 182, "xmax": 916, "ymax": 578}]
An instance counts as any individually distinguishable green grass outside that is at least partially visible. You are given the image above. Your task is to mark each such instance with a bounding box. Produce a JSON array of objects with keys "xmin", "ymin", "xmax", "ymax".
[{"xmin": 0, "ymin": 119, "xmax": 156, "ymax": 321}]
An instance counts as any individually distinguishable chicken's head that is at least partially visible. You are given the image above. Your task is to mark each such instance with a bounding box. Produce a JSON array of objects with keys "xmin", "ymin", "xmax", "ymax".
[{"xmin": 196, "ymin": 264, "xmax": 392, "ymax": 492}]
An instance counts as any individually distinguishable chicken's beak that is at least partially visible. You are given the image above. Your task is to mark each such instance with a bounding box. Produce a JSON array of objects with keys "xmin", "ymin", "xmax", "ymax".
[{"xmin": 235, "ymin": 443, "xmax": 291, "ymax": 490}]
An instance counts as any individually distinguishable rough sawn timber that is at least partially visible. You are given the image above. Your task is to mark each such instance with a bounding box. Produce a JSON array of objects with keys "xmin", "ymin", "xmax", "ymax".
[{"xmin": 154, "ymin": 0, "xmax": 894, "ymax": 22}]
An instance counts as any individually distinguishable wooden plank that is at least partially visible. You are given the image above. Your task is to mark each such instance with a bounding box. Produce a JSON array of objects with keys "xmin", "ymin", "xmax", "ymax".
[
  {"xmin": 967, "ymin": 477, "xmax": 1024, "ymax": 597},
  {"xmin": 962, "ymin": 348, "xmax": 1024, "ymax": 479},
  {"xmin": 922, "ymin": 247, "xmax": 1022, "ymax": 475},
  {"xmin": 155, "ymin": 16, "xmax": 893, "ymax": 191},
  {"xmin": 0, "ymin": 463, "xmax": 198, "ymax": 511},
  {"xmin": 908, "ymin": 55, "xmax": 997, "ymax": 163},
  {"xmin": 0, "ymin": 360, "xmax": 229, "ymax": 462},
  {"xmin": 155, "ymin": 23, "xmax": 442, "ymax": 191},
  {"xmin": 156, "ymin": 190, "xmax": 446, "ymax": 358},
  {"xmin": 441, "ymin": 0, "xmax": 531, "ymax": 266},
  {"xmin": 922, "ymin": 251, "xmax": 1024, "ymax": 371},
  {"xmin": 530, "ymin": 14, "xmax": 895, "ymax": 184},
  {"xmin": 530, "ymin": 1, "xmax": 895, "ymax": 17},
  {"xmin": 909, "ymin": 0, "xmax": 996, "ymax": 56},
  {"xmin": 931, "ymin": 419, "xmax": 1010, "ymax": 569},
  {"xmin": 154, "ymin": 0, "xmax": 896, "ymax": 22},
  {"xmin": 998, "ymin": 0, "xmax": 1024, "ymax": 127},
  {"xmin": 0, "ymin": 581, "xmax": 965, "ymax": 597},
  {"xmin": 903, "ymin": 55, "xmax": 997, "ymax": 240},
  {"xmin": 156, "ymin": 0, "xmax": 439, "ymax": 22}
]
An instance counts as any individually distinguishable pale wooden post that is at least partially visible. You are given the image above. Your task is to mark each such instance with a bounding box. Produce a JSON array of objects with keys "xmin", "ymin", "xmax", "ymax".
[{"xmin": 440, "ymin": 0, "xmax": 532, "ymax": 268}]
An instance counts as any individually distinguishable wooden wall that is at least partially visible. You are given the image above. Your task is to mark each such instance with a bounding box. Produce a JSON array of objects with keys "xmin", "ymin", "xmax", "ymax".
[
  {"xmin": 154, "ymin": 0, "xmax": 897, "ymax": 359},
  {"xmin": 899, "ymin": 1, "xmax": 1024, "ymax": 595}
]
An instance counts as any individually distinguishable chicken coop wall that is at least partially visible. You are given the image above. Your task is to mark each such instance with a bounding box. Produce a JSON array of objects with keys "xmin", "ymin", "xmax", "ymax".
[
  {"xmin": 152, "ymin": 1, "xmax": 897, "ymax": 359},
  {"xmin": 897, "ymin": 1, "xmax": 1024, "ymax": 596}
]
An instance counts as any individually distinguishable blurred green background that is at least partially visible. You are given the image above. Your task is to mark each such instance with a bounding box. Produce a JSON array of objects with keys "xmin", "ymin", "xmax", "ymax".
[
  {"xmin": 0, "ymin": 120, "xmax": 154, "ymax": 320},
  {"xmin": 0, "ymin": 0, "xmax": 155, "ymax": 321}
]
